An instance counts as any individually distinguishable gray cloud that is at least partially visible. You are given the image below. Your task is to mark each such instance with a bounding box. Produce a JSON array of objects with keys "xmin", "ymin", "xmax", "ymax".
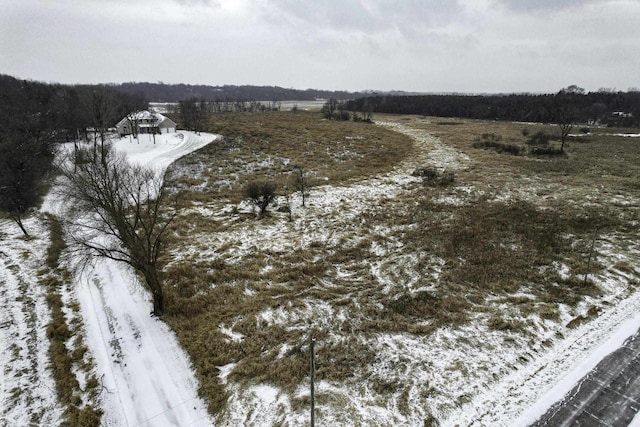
[
  {"xmin": 1, "ymin": 0, "xmax": 638, "ymax": 93},
  {"xmin": 497, "ymin": 0, "xmax": 598, "ymax": 13},
  {"xmin": 170, "ymin": 0, "xmax": 221, "ymax": 6},
  {"xmin": 260, "ymin": 0, "xmax": 464, "ymax": 36}
]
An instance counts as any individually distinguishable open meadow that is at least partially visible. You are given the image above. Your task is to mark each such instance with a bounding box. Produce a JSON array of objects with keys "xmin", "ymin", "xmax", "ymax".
[{"xmin": 159, "ymin": 111, "xmax": 640, "ymax": 425}]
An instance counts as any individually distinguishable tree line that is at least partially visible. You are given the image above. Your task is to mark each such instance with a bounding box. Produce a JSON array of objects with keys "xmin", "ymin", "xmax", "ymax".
[
  {"xmin": 0, "ymin": 74, "xmax": 148, "ymax": 142},
  {"xmin": 345, "ymin": 88, "xmax": 640, "ymax": 127},
  {"xmin": 109, "ymin": 82, "xmax": 361, "ymax": 102},
  {"xmin": 0, "ymin": 74, "xmax": 148, "ymax": 235}
]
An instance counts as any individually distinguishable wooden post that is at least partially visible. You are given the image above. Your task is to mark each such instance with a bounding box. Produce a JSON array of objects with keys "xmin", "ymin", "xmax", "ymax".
[{"xmin": 310, "ymin": 337, "xmax": 316, "ymax": 427}]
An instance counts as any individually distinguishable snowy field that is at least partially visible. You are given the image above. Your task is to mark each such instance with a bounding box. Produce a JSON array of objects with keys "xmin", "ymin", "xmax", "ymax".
[
  {"xmin": 2, "ymin": 121, "xmax": 639, "ymax": 426},
  {"xmin": 0, "ymin": 218, "xmax": 64, "ymax": 426},
  {"xmin": 162, "ymin": 118, "xmax": 640, "ymax": 425}
]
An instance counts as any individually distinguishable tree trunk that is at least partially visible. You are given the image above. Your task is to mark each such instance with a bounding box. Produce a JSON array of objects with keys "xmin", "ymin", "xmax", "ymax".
[
  {"xmin": 152, "ymin": 288, "xmax": 164, "ymax": 317},
  {"xmin": 11, "ymin": 213, "xmax": 29, "ymax": 238},
  {"xmin": 143, "ymin": 266, "xmax": 164, "ymax": 316}
]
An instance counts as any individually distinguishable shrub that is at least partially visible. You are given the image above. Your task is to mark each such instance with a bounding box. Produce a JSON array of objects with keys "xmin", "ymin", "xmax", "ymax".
[
  {"xmin": 335, "ymin": 110, "xmax": 350, "ymax": 121},
  {"xmin": 412, "ymin": 167, "xmax": 455, "ymax": 186},
  {"xmin": 472, "ymin": 133, "xmax": 522, "ymax": 155},
  {"xmin": 527, "ymin": 131, "xmax": 551, "ymax": 146},
  {"xmin": 521, "ymin": 128, "xmax": 530, "ymax": 137},
  {"xmin": 244, "ymin": 180, "xmax": 278, "ymax": 216},
  {"xmin": 529, "ymin": 146, "xmax": 564, "ymax": 156}
]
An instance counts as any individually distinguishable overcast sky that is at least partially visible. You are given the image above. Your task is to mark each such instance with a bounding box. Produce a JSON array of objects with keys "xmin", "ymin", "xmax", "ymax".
[{"xmin": 1, "ymin": 0, "xmax": 639, "ymax": 93}]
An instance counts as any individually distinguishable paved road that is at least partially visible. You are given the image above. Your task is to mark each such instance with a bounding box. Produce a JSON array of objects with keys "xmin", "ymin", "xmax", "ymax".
[{"xmin": 531, "ymin": 329, "xmax": 640, "ymax": 426}]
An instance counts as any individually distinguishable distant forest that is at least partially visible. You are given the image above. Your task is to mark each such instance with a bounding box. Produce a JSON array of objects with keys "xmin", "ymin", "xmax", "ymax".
[
  {"xmin": 0, "ymin": 74, "xmax": 366, "ymax": 138},
  {"xmin": 0, "ymin": 74, "xmax": 147, "ymax": 141},
  {"xmin": 3, "ymin": 74, "xmax": 639, "ymax": 131},
  {"xmin": 346, "ymin": 89, "xmax": 640, "ymax": 127},
  {"xmin": 107, "ymin": 82, "xmax": 364, "ymax": 102}
]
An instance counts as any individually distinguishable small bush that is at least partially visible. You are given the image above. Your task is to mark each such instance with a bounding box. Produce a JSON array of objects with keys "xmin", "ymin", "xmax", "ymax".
[
  {"xmin": 521, "ymin": 128, "xmax": 530, "ymax": 137},
  {"xmin": 412, "ymin": 167, "xmax": 455, "ymax": 186},
  {"xmin": 244, "ymin": 180, "xmax": 278, "ymax": 216},
  {"xmin": 334, "ymin": 110, "xmax": 351, "ymax": 121},
  {"xmin": 527, "ymin": 131, "xmax": 551, "ymax": 146},
  {"xmin": 580, "ymin": 127, "xmax": 590, "ymax": 134},
  {"xmin": 472, "ymin": 133, "xmax": 522, "ymax": 155},
  {"xmin": 481, "ymin": 133, "xmax": 501, "ymax": 143},
  {"xmin": 530, "ymin": 146, "xmax": 564, "ymax": 156}
]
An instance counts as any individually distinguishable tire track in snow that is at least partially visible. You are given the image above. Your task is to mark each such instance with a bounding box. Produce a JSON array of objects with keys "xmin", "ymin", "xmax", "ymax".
[{"xmin": 57, "ymin": 132, "xmax": 218, "ymax": 427}]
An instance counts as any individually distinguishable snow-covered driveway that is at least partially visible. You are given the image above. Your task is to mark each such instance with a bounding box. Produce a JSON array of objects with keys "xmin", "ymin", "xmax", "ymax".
[
  {"xmin": 45, "ymin": 131, "xmax": 218, "ymax": 426},
  {"xmin": 76, "ymin": 257, "xmax": 212, "ymax": 426}
]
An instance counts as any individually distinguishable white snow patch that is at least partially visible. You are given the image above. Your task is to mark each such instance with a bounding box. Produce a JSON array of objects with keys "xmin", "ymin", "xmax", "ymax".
[
  {"xmin": 218, "ymin": 363, "xmax": 237, "ymax": 385},
  {"xmin": 219, "ymin": 325, "xmax": 244, "ymax": 343}
]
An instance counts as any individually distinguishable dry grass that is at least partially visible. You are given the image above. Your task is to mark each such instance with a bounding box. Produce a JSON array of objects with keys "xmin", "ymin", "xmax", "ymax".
[
  {"xmin": 159, "ymin": 112, "xmax": 640, "ymax": 421},
  {"xmin": 42, "ymin": 215, "xmax": 103, "ymax": 425},
  {"xmin": 416, "ymin": 116, "xmax": 640, "ymax": 193},
  {"xmin": 166, "ymin": 111, "xmax": 414, "ymax": 204}
]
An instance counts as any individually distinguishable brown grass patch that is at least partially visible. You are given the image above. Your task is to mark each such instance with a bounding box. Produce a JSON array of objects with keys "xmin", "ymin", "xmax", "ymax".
[
  {"xmin": 165, "ymin": 111, "xmax": 414, "ymax": 204},
  {"xmin": 159, "ymin": 113, "xmax": 639, "ymax": 421}
]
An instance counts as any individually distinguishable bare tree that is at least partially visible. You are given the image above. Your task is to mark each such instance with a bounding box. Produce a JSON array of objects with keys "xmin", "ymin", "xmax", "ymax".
[
  {"xmin": 558, "ymin": 107, "xmax": 575, "ymax": 154},
  {"xmin": 179, "ymin": 97, "xmax": 209, "ymax": 133},
  {"xmin": 124, "ymin": 111, "xmax": 140, "ymax": 143},
  {"xmin": 244, "ymin": 181, "xmax": 277, "ymax": 217},
  {"xmin": 87, "ymin": 89, "xmax": 119, "ymax": 162},
  {"xmin": 58, "ymin": 146, "xmax": 175, "ymax": 316},
  {"xmin": 0, "ymin": 129, "xmax": 55, "ymax": 237},
  {"xmin": 320, "ymin": 98, "xmax": 338, "ymax": 119},
  {"xmin": 283, "ymin": 187, "xmax": 293, "ymax": 222},
  {"xmin": 293, "ymin": 165, "xmax": 309, "ymax": 207}
]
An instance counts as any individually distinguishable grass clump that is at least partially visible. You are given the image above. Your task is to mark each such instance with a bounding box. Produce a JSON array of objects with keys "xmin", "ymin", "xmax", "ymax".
[
  {"xmin": 412, "ymin": 167, "xmax": 455, "ymax": 186},
  {"xmin": 473, "ymin": 133, "xmax": 523, "ymax": 155},
  {"xmin": 44, "ymin": 213, "xmax": 67, "ymax": 269}
]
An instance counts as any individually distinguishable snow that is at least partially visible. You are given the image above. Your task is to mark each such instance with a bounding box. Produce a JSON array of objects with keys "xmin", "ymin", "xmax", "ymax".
[
  {"xmin": 219, "ymin": 325, "xmax": 244, "ymax": 343},
  {"xmin": 611, "ymin": 133, "xmax": 640, "ymax": 137},
  {"xmin": 113, "ymin": 132, "xmax": 214, "ymax": 177},
  {"xmin": 0, "ymin": 219, "xmax": 63, "ymax": 426},
  {"xmin": 517, "ymin": 307, "xmax": 640, "ymax": 425},
  {"xmin": 40, "ymin": 131, "xmax": 217, "ymax": 426},
  {"xmin": 74, "ymin": 259, "xmax": 213, "ymax": 427}
]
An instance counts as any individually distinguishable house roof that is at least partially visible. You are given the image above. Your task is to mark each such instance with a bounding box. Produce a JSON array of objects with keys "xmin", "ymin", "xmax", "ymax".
[{"xmin": 115, "ymin": 110, "xmax": 177, "ymax": 128}]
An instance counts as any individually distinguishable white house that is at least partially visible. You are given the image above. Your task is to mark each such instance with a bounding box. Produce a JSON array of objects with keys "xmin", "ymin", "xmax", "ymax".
[{"xmin": 116, "ymin": 110, "xmax": 177, "ymax": 137}]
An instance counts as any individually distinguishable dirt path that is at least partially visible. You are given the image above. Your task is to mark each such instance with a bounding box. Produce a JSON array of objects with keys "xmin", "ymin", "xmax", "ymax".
[{"xmin": 377, "ymin": 120, "xmax": 471, "ymax": 173}]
